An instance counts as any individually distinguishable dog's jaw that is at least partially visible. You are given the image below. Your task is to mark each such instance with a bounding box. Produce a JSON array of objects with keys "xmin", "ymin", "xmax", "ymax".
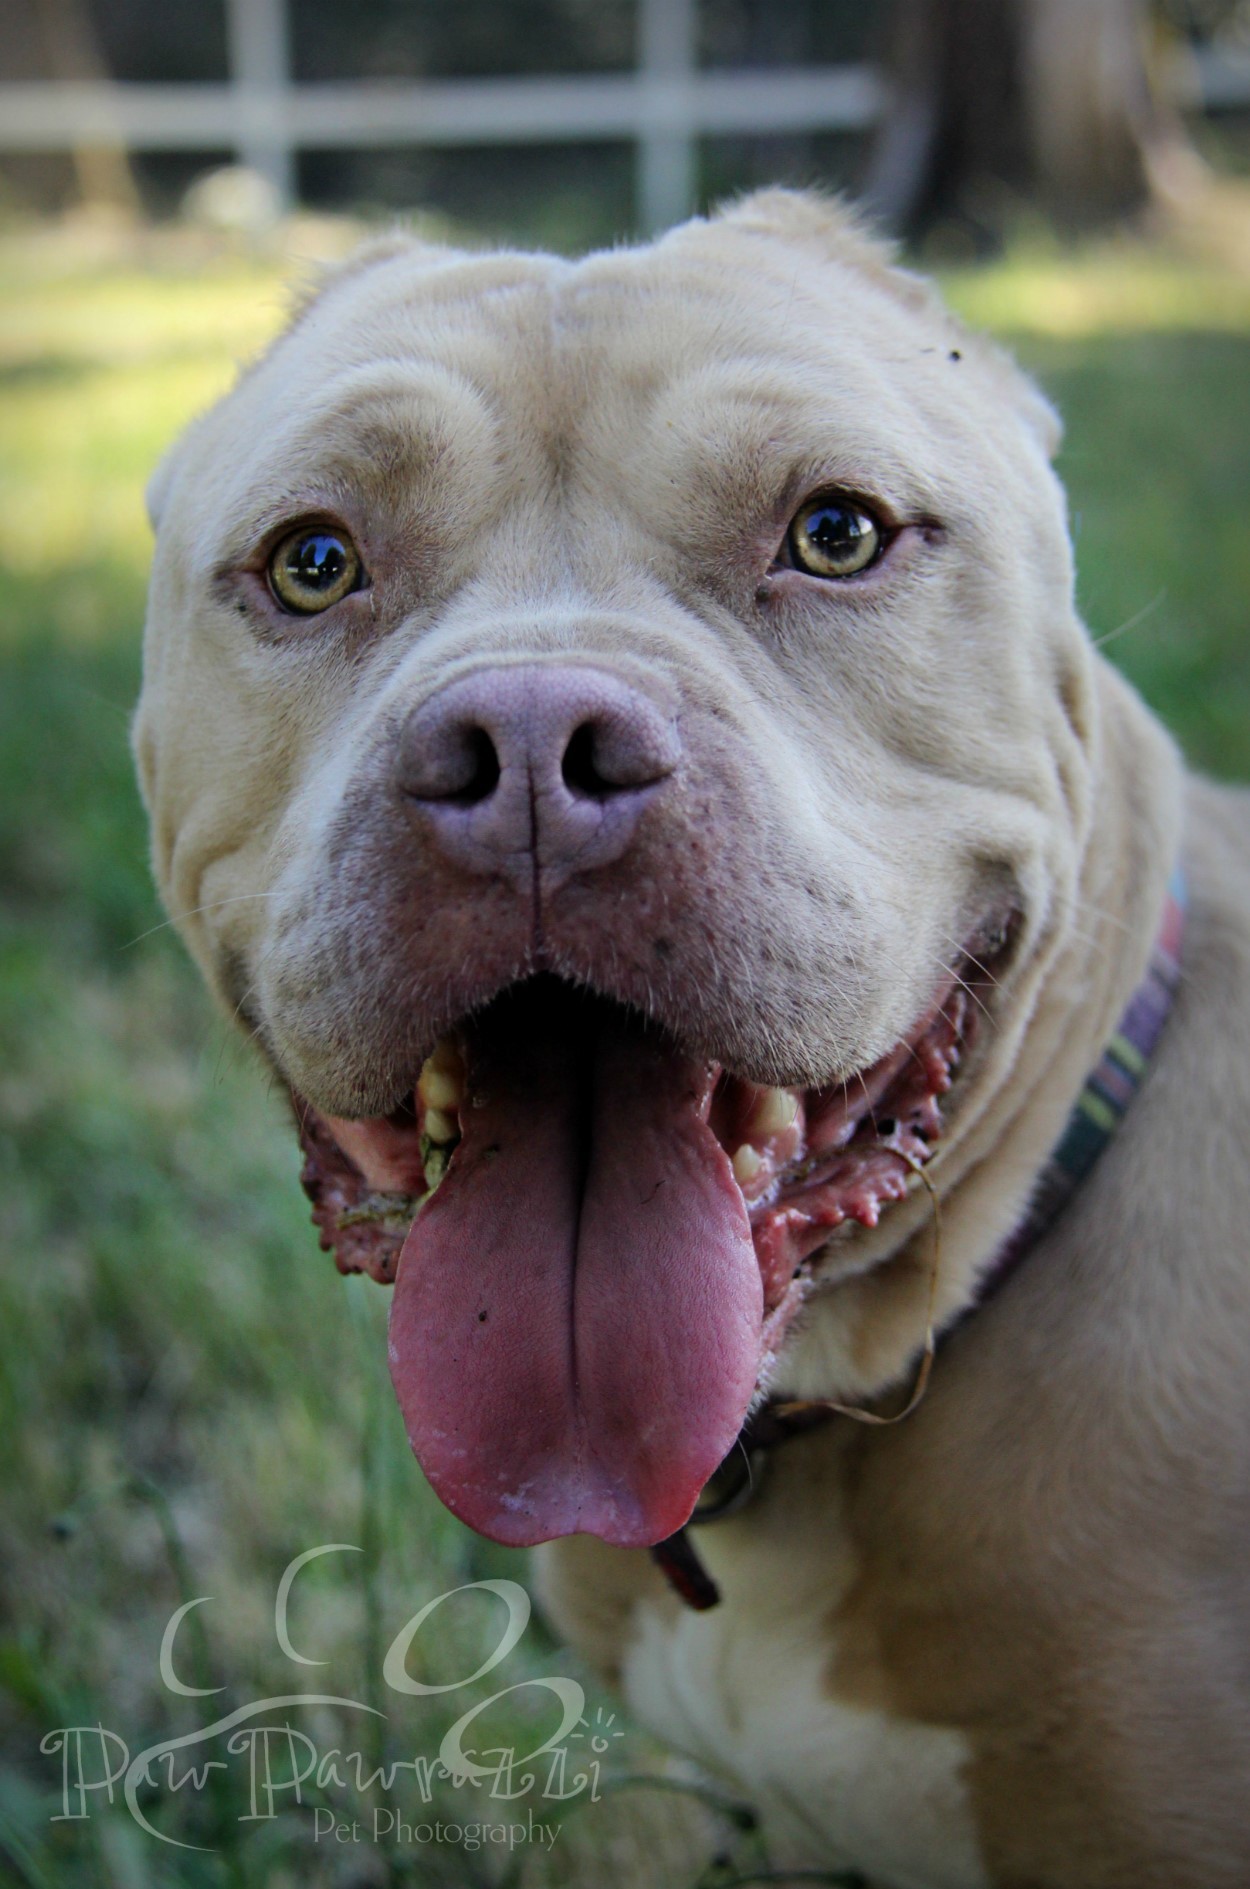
[{"xmin": 293, "ymin": 910, "xmax": 1010, "ymax": 1549}]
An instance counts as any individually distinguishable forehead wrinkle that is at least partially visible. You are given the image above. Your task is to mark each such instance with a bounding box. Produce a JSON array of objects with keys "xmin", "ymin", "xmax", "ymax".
[
  {"xmin": 668, "ymin": 374, "xmax": 949, "ymax": 513},
  {"xmin": 267, "ymin": 256, "xmax": 573, "ymax": 443},
  {"xmin": 212, "ymin": 362, "xmax": 499, "ymax": 543},
  {"xmin": 292, "ymin": 362, "xmax": 486, "ymax": 445},
  {"xmin": 314, "ymin": 249, "xmax": 569, "ymax": 343},
  {"xmin": 555, "ymin": 237, "xmax": 972, "ymax": 452},
  {"xmin": 545, "ymin": 248, "xmax": 1012, "ymax": 535},
  {"xmin": 558, "ymin": 333, "xmax": 951, "ymax": 538},
  {"xmin": 350, "ymin": 274, "xmax": 591, "ymax": 584},
  {"xmin": 362, "ymin": 266, "xmax": 592, "ymax": 514}
]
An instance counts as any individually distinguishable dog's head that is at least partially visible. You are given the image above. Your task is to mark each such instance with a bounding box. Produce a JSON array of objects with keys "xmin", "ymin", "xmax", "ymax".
[{"xmin": 135, "ymin": 190, "xmax": 1095, "ymax": 1550}]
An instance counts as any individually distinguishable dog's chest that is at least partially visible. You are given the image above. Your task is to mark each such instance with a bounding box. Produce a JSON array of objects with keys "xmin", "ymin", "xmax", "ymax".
[{"xmin": 620, "ymin": 1516, "xmax": 990, "ymax": 1889}]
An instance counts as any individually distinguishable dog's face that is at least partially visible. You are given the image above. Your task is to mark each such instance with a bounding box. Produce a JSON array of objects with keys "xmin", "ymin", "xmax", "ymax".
[{"xmin": 135, "ymin": 191, "xmax": 1093, "ymax": 1553}]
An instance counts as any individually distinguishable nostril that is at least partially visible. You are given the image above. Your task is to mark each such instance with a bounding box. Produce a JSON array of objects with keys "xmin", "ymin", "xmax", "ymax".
[
  {"xmin": 561, "ymin": 722, "xmax": 614, "ymax": 799},
  {"xmin": 445, "ymin": 726, "xmax": 501, "ymax": 806},
  {"xmin": 402, "ymin": 722, "xmax": 502, "ymax": 807},
  {"xmin": 561, "ymin": 714, "xmax": 676, "ymax": 798}
]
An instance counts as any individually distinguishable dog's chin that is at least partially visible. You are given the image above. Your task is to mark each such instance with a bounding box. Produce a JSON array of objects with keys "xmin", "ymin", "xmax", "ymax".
[{"xmin": 289, "ymin": 914, "xmax": 1014, "ymax": 1551}]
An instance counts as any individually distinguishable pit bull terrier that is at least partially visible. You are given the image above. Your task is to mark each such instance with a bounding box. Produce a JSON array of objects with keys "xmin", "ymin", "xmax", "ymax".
[{"xmin": 134, "ymin": 190, "xmax": 1250, "ymax": 1886}]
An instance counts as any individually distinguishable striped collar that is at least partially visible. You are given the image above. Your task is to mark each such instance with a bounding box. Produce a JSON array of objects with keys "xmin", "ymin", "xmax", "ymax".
[
  {"xmin": 973, "ymin": 870, "xmax": 1185, "ymax": 1298},
  {"xmin": 653, "ymin": 872, "xmax": 1187, "ymax": 1611}
]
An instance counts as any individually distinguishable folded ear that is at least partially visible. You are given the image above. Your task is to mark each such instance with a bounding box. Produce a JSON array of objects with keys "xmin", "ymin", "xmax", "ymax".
[
  {"xmin": 712, "ymin": 187, "xmax": 1063, "ymax": 462},
  {"xmin": 714, "ymin": 185, "xmax": 902, "ymax": 282},
  {"xmin": 999, "ymin": 366, "xmax": 1063, "ymax": 460},
  {"xmin": 284, "ymin": 228, "xmax": 450, "ymax": 328},
  {"xmin": 146, "ymin": 426, "xmax": 196, "ymax": 533}
]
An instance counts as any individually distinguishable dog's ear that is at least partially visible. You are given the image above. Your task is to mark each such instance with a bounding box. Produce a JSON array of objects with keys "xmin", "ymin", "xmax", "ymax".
[
  {"xmin": 284, "ymin": 228, "xmax": 450, "ymax": 329},
  {"xmin": 145, "ymin": 443, "xmax": 175, "ymax": 534},
  {"xmin": 713, "ymin": 185, "xmax": 901, "ymax": 282},
  {"xmin": 146, "ymin": 423, "xmax": 200, "ymax": 534},
  {"xmin": 711, "ymin": 188, "xmax": 1063, "ymax": 462}
]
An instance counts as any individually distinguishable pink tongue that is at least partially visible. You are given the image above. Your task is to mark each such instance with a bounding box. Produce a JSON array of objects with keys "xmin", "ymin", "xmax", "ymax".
[{"xmin": 388, "ymin": 993, "xmax": 763, "ymax": 1547}]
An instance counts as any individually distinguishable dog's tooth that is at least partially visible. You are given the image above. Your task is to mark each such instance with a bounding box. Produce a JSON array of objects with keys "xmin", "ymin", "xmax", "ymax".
[
  {"xmin": 732, "ymin": 1143, "xmax": 764, "ymax": 1185},
  {"xmin": 427, "ymin": 1034, "xmax": 463, "ymax": 1075},
  {"xmin": 418, "ymin": 1036, "xmax": 465, "ymax": 1115},
  {"xmin": 422, "ymin": 1145, "xmax": 449, "ymax": 1196},
  {"xmin": 418, "ymin": 1064, "xmax": 463, "ymax": 1112},
  {"xmin": 423, "ymin": 1106, "xmax": 458, "ymax": 1145},
  {"xmin": 751, "ymin": 1086, "xmax": 799, "ymax": 1136}
]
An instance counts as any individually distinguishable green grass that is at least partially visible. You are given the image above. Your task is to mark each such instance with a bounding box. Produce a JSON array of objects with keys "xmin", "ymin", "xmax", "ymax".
[
  {"xmin": 0, "ymin": 217, "xmax": 1248, "ymax": 1888},
  {"xmin": 944, "ymin": 244, "xmax": 1250, "ymax": 782}
]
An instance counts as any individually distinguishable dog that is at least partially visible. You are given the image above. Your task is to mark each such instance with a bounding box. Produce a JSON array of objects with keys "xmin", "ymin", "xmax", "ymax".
[{"xmin": 134, "ymin": 190, "xmax": 1250, "ymax": 1886}]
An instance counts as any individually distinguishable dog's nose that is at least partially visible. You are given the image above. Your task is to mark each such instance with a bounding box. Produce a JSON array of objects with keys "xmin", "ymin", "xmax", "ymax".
[{"xmin": 394, "ymin": 664, "xmax": 680, "ymax": 886}]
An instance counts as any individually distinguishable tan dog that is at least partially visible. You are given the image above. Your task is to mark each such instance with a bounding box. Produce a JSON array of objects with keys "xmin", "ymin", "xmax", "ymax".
[{"xmin": 135, "ymin": 191, "xmax": 1250, "ymax": 1886}]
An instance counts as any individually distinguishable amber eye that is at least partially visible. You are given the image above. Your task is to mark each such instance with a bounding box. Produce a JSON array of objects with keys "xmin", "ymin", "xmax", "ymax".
[
  {"xmin": 786, "ymin": 498, "xmax": 883, "ymax": 578},
  {"xmin": 268, "ymin": 525, "xmax": 363, "ymax": 614}
]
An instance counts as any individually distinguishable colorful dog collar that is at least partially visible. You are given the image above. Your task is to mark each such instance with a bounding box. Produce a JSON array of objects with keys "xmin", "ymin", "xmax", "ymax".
[{"xmin": 975, "ymin": 869, "xmax": 1185, "ymax": 1299}]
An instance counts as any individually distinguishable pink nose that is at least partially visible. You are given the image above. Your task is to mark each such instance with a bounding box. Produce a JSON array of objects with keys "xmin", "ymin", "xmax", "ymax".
[{"xmin": 394, "ymin": 665, "xmax": 680, "ymax": 888}]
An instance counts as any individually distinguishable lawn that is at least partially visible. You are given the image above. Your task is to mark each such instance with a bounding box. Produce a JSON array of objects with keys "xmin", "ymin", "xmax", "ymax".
[{"xmin": 0, "ymin": 215, "xmax": 1247, "ymax": 1889}]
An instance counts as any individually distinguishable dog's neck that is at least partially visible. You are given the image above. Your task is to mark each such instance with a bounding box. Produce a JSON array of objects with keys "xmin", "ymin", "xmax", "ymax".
[
  {"xmin": 655, "ymin": 825, "xmax": 1186, "ymax": 1615},
  {"xmin": 778, "ymin": 657, "xmax": 1185, "ymax": 1407}
]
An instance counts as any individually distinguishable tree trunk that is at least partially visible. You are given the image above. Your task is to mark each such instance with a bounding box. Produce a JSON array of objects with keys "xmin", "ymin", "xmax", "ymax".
[
  {"xmin": 863, "ymin": 0, "xmax": 1185, "ymax": 241},
  {"xmin": 32, "ymin": 0, "xmax": 141, "ymax": 214}
]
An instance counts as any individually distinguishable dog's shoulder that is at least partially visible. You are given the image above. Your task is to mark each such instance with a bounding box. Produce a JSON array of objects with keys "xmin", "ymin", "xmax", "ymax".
[
  {"xmin": 1145, "ymin": 773, "xmax": 1250, "ymax": 1215},
  {"xmin": 1182, "ymin": 773, "xmax": 1250, "ymax": 984}
]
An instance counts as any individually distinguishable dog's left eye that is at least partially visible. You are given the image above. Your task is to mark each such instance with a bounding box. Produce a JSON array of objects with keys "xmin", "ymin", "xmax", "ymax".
[
  {"xmin": 786, "ymin": 498, "xmax": 882, "ymax": 578},
  {"xmin": 268, "ymin": 526, "xmax": 364, "ymax": 614}
]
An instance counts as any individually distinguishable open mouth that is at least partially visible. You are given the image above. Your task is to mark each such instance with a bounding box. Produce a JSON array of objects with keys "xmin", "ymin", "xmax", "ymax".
[{"xmin": 295, "ymin": 926, "xmax": 1008, "ymax": 1550}]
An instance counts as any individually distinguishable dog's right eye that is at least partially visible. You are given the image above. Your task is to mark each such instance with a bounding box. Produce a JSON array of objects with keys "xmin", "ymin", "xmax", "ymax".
[{"xmin": 268, "ymin": 526, "xmax": 364, "ymax": 614}]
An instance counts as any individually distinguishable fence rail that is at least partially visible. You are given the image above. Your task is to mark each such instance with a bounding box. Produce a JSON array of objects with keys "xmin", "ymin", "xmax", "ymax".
[
  {"xmin": 1, "ymin": 6, "xmax": 1247, "ymax": 235},
  {"xmin": 0, "ymin": 69, "xmax": 886, "ymax": 150}
]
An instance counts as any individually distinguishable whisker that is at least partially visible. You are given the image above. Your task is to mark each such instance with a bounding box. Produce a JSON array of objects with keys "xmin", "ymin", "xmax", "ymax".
[
  {"xmin": 119, "ymin": 892, "xmax": 280, "ymax": 953},
  {"xmin": 1068, "ymin": 897, "xmax": 1140, "ymax": 941},
  {"xmin": 932, "ymin": 960, "xmax": 995, "ymax": 1028},
  {"xmin": 936, "ymin": 935, "xmax": 1004, "ymax": 990},
  {"xmin": 1091, "ymin": 590, "xmax": 1165, "ymax": 651}
]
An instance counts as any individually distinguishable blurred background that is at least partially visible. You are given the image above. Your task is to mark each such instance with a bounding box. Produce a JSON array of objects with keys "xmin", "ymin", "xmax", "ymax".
[{"xmin": 1, "ymin": 3, "xmax": 1249, "ymax": 1885}]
